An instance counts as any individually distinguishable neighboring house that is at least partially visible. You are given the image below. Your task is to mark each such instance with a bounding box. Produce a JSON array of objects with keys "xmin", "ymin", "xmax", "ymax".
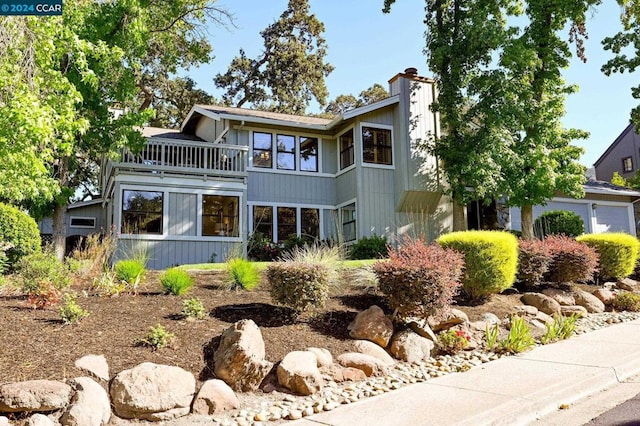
[
  {"xmin": 594, "ymin": 123, "xmax": 640, "ymax": 182},
  {"xmin": 65, "ymin": 68, "xmax": 454, "ymax": 269}
]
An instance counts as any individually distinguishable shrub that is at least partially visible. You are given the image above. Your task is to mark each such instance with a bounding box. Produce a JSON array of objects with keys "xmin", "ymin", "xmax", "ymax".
[
  {"xmin": 517, "ymin": 239, "xmax": 551, "ymax": 288},
  {"xmin": 136, "ymin": 324, "xmax": 174, "ymax": 350},
  {"xmin": 437, "ymin": 329, "xmax": 470, "ymax": 354},
  {"xmin": 70, "ymin": 230, "xmax": 117, "ymax": 277},
  {"xmin": 247, "ymin": 231, "xmax": 281, "ymax": 261},
  {"xmin": 576, "ymin": 233, "xmax": 640, "ymax": 281},
  {"xmin": 437, "ymin": 231, "xmax": 518, "ymax": 300},
  {"xmin": 160, "ymin": 268, "xmax": 193, "ymax": 295},
  {"xmin": 226, "ymin": 258, "xmax": 260, "ymax": 290},
  {"xmin": 540, "ymin": 314, "xmax": 578, "ymax": 344},
  {"xmin": 486, "ymin": 316, "xmax": 536, "ymax": 354},
  {"xmin": 18, "ymin": 249, "xmax": 71, "ymax": 308},
  {"xmin": 348, "ymin": 235, "xmax": 388, "ymax": 260},
  {"xmin": 92, "ymin": 271, "xmax": 127, "ymax": 297},
  {"xmin": 182, "ymin": 297, "xmax": 206, "ymax": 320},
  {"xmin": 114, "ymin": 259, "xmax": 145, "ymax": 286},
  {"xmin": 373, "ymin": 238, "xmax": 463, "ymax": 320},
  {"xmin": 612, "ymin": 291, "xmax": 640, "ymax": 312},
  {"xmin": 59, "ymin": 293, "xmax": 90, "ymax": 324},
  {"xmin": 0, "ymin": 203, "xmax": 40, "ymax": 269},
  {"xmin": 534, "ymin": 210, "xmax": 585, "ymax": 239},
  {"xmin": 543, "ymin": 235, "xmax": 598, "ymax": 283},
  {"xmin": 268, "ymin": 262, "xmax": 331, "ymax": 313},
  {"xmin": 0, "ymin": 242, "xmax": 12, "ymax": 275}
]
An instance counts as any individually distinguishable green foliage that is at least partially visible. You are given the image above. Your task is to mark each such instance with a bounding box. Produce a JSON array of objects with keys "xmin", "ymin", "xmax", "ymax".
[
  {"xmin": 544, "ymin": 235, "xmax": 599, "ymax": 283},
  {"xmin": 182, "ymin": 297, "xmax": 206, "ymax": 320},
  {"xmin": 149, "ymin": 77, "xmax": 217, "ymax": 129},
  {"xmin": 92, "ymin": 271, "xmax": 128, "ymax": 297},
  {"xmin": 577, "ymin": 233, "xmax": 640, "ymax": 281},
  {"xmin": 0, "ymin": 242, "xmax": 11, "ymax": 275},
  {"xmin": 373, "ymin": 238, "xmax": 463, "ymax": 320},
  {"xmin": 247, "ymin": 232, "xmax": 281, "ymax": 262},
  {"xmin": 70, "ymin": 232, "xmax": 117, "ymax": 278},
  {"xmin": 0, "ymin": 203, "xmax": 41, "ymax": 269},
  {"xmin": 612, "ymin": 291, "xmax": 640, "ymax": 312},
  {"xmin": 541, "ymin": 314, "xmax": 578, "ymax": 345},
  {"xmin": 437, "ymin": 329, "xmax": 470, "ymax": 355},
  {"xmin": 114, "ymin": 259, "xmax": 146, "ymax": 286},
  {"xmin": 59, "ymin": 292, "xmax": 90, "ymax": 325},
  {"xmin": 534, "ymin": 210, "xmax": 585, "ymax": 239},
  {"xmin": 160, "ymin": 268, "xmax": 194, "ymax": 295},
  {"xmin": 517, "ymin": 239, "xmax": 551, "ymax": 288},
  {"xmin": 437, "ymin": 231, "xmax": 518, "ymax": 300},
  {"xmin": 324, "ymin": 83, "xmax": 390, "ymax": 116},
  {"xmin": 136, "ymin": 324, "xmax": 174, "ymax": 350},
  {"xmin": 485, "ymin": 323, "xmax": 500, "ymax": 351},
  {"xmin": 495, "ymin": 316, "xmax": 536, "ymax": 354},
  {"xmin": 612, "ymin": 172, "xmax": 628, "ymax": 187},
  {"xmin": 226, "ymin": 258, "xmax": 260, "ymax": 290},
  {"xmin": 348, "ymin": 235, "xmax": 388, "ymax": 260},
  {"xmin": 18, "ymin": 249, "xmax": 71, "ymax": 308}
]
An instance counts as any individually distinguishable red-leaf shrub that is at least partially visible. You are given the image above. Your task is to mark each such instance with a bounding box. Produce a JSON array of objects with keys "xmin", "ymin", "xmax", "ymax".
[
  {"xmin": 517, "ymin": 239, "xmax": 551, "ymax": 288},
  {"xmin": 373, "ymin": 238, "xmax": 463, "ymax": 321},
  {"xmin": 543, "ymin": 235, "xmax": 598, "ymax": 283}
]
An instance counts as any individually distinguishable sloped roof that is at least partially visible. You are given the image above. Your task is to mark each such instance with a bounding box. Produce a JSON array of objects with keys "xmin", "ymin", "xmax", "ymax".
[
  {"xmin": 196, "ymin": 105, "xmax": 332, "ymax": 126},
  {"xmin": 593, "ymin": 123, "xmax": 636, "ymax": 167},
  {"xmin": 584, "ymin": 179, "xmax": 640, "ymax": 197}
]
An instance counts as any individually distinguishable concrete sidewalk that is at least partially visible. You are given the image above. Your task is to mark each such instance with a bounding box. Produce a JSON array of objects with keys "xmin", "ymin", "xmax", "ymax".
[{"xmin": 290, "ymin": 319, "xmax": 640, "ymax": 426}]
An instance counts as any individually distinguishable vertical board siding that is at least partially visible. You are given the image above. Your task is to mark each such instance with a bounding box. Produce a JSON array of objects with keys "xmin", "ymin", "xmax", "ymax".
[
  {"xmin": 322, "ymin": 138, "xmax": 337, "ymax": 174},
  {"xmin": 247, "ymin": 173, "xmax": 336, "ymax": 205},
  {"xmin": 359, "ymin": 168, "xmax": 396, "ymax": 238},
  {"xmin": 360, "ymin": 108, "xmax": 395, "ymax": 126},
  {"xmin": 168, "ymin": 193, "xmax": 197, "ymax": 236},
  {"xmin": 65, "ymin": 203, "xmax": 108, "ymax": 237},
  {"xmin": 336, "ymin": 169, "xmax": 357, "ymax": 204},
  {"xmin": 407, "ymin": 80, "xmax": 439, "ymax": 192}
]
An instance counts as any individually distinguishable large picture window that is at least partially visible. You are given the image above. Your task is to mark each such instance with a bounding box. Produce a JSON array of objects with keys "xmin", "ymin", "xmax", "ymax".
[
  {"xmin": 253, "ymin": 132, "xmax": 272, "ymax": 168},
  {"xmin": 253, "ymin": 206, "xmax": 273, "ymax": 240},
  {"xmin": 122, "ymin": 190, "xmax": 163, "ymax": 234},
  {"xmin": 362, "ymin": 127, "xmax": 392, "ymax": 165},
  {"xmin": 341, "ymin": 203, "xmax": 356, "ymax": 242},
  {"xmin": 300, "ymin": 137, "xmax": 318, "ymax": 172},
  {"xmin": 340, "ymin": 129, "xmax": 354, "ymax": 170},
  {"xmin": 277, "ymin": 134, "xmax": 296, "ymax": 170},
  {"xmin": 301, "ymin": 208, "xmax": 320, "ymax": 239},
  {"xmin": 202, "ymin": 195, "xmax": 239, "ymax": 237},
  {"xmin": 277, "ymin": 207, "xmax": 297, "ymax": 241}
]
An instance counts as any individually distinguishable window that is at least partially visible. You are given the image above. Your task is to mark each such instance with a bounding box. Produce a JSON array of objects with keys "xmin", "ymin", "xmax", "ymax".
[
  {"xmin": 202, "ymin": 195, "xmax": 239, "ymax": 237},
  {"xmin": 340, "ymin": 129, "xmax": 354, "ymax": 170},
  {"xmin": 122, "ymin": 190, "xmax": 163, "ymax": 234},
  {"xmin": 341, "ymin": 203, "xmax": 356, "ymax": 242},
  {"xmin": 301, "ymin": 208, "xmax": 320, "ymax": 238},
  {"xmin": 277, "ymin": 134, "xmax": 296, "ymax": 170},
  {"xmin": 70, "ymin": 217, "xmax": 96, "ymax": 228},
  {"xmin": 253, "ymin": 132, "xmax": 272, "ymax": 168},
  {"xmin": 253, "ymin": 206, "xmax": 273, "ymax": 240},
  {"xmin": 362, "ymin": 126, "xmax": 392, "ymax": 165},
  {"xmin": 277, "ymin": 207, "xmax": 297, "ymax": 241},
  {"xmin": 300, "ymin": 137, "xmax": 318, "ymax": 172},
  {"xmin": 623, "ymin": 156, "xmax": 634, "ymax": 173}
]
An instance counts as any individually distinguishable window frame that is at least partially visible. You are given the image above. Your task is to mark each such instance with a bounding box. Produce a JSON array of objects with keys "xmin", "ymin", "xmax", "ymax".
[
  {"xmin": 338, "ymin": 201, "xmax": 357, "ymax": 242},
  {"xmin": 276, "ymin": 134, "xmax": 296, "ymax": 170},
  {"xmin": 69, "ymin": 216, "xmax": 96, "ymax": 229},
  {"xmin": 252, "ymin": 132, "xmax": 273, "ymax": 168},
  {"xmin": 249, "ymin": 130, "xmax": 323, "ymax": 174},
  {"xmin": 339, "ymin": 127, "xmax": 355, "ymax": 171},
  {"xmin": 299, "ymin": 136, "xmax": 319, "ymax": 172},
  {"xmin": 623, "ymin": 156, "xmax": 634, "ymax": 173},
  {"xmin": 277, "ymin": 206, "xmax": 297, "ymax": 241},
  {"xmin": 361, "ymin": 123, "xmax": 394, "ymax": 168},
  {"xmin": 249, "ymin": 203, "xmax": 328, "ymax": 243},
  {"xmin": 201, "ymin": 194, "xmax": 240, "ymax": 237},
  {"xmin": 121, "ymin": 189, "xmax": 164, "ymax": 235}
]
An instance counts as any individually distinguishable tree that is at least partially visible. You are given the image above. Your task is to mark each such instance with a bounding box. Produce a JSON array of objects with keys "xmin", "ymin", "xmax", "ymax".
[
  {"xmin": 214, "ymin": 0, "xmax": 333, "ymax": 115},
  {"xmin": 324, "ymin": 83, "xmax": 390, "ymax": 116},
  {"xmin": 612, "ymin": 171, "xmax": 628, "ymax": 187},
  {"xmin": 148, "ymin": 77, "xmax": 216, "ymax": 129}
]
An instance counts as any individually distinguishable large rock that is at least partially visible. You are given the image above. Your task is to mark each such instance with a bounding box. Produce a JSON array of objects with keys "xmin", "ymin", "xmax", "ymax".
[
  {"xmin": 593, "ymin": 288, "xmax": 615, "ymax": 306},
  {"xmin": 351, "ymin": 340, "xmax": 395, "ymax": 365},
  {"xmin": 348, "ymin": 306, "xmax": 394, "ymax": 347},
  {"xmin": 407, "ymin": 319, "xmax": 438, "ymax": 342},
  {"xmin": 320, "ymin": 365, "xmax": 367, "ymax": 383},
  {"xmin": 305, "ymin": 347, "xmax": 333, "ymax": 367},
  {"xmin": 213, "ymin": 319, "xmax": 273, "ymax": 391},
  {"xmin": 336, "ymin": 353, "xmax": 390, "ymax": 377},
  {"xmin": 74, "ymin": 355, "xmax": 109, "ymax": 381},
  {"xmin": 430, "ymin": 308, "xmax": 469, "ymax": 332},
  {"xmin": 574, "ymin": 290, "xmax": 605, "ymax": 313},
  {"xmin": 0, "ymin": 416, "xmax": 8, "ymax": 426},
  {"xmin": 27, "ymin": 414, "xmax": 53, "ymax": 426},
  {"xmin": 60, "ymin": 377, "xmax": 110, "ymax": 426},
  {"xmin": 389, "ymin": 330, "xmax": 435, "ymax": 363},
  {"xmin": 277, "ymin": 351, "xmax": 323, "ymax": 396},
  {"xmin": 521, "ymin": 292, "xmax": 561, "ymax": 316},
  {"xmin": 110, "ymin": 362, "xmax": 195, "ymax": 421},
  {"xmin": 560, "ymin": 305, "xmax": 588, "ymax": 318},
  {"xmin": 0, "ymin": 380, "xmax": 72, "ymax": 413},
  {"xmin": 542, "ymin": 288, "xmax": 575, "ymax": 306},
  {"xmin": 617, "ymin": 278, "xmax": 637, "ymax": 291},
  {"xmin": 191, "ymin": 380, "xmax": 239, "ymax": 415}
]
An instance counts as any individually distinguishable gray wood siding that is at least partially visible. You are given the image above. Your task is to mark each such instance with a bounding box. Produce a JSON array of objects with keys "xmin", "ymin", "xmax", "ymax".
[
  {"xmin": 336, "ymin": 169, "xmax": 357, "ymax": 204},
  {"xmin": 168, "ymin": 193, "xmax": 197, "ymax": 236},
  {"xmin": 65, "ymin": 203, "xmax": 107, "ymax": 237},
  {"xmin": 322, "ymin": 209, "xmax": 338, "ymax": 239},
  {"xmin": 247, "ymin": 173, "xmax": 336, "ymax": 205},
  {"xmin": 358, "ymin": 168, "xmax": 396, "ymax": 238},
  {"xmin": 322, "ymin": 138, "xmax": 337, "ymax": 174},
  {"xmin": 359, "ymin": 108, "xmax": 395, "ymax": 126}
]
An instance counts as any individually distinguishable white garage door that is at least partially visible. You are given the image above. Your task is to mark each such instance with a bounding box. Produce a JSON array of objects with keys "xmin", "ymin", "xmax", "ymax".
[{"xmin": 594, "ymin": 205, "xmax": 632, "ymax": 234}]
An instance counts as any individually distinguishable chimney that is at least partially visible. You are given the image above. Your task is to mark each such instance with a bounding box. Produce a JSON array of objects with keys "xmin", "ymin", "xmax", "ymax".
[{"xmin": 404, "ymin": 67, "xmax": 418, "ymax": 76}]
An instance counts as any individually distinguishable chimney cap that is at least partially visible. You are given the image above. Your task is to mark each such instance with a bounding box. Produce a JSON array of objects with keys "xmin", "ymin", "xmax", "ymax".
[{"xmin": 404, "ymin": 67, "xmax": 418, "ymax": 76}]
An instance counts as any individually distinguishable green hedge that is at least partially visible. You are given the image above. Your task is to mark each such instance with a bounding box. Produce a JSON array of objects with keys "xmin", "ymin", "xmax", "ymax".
[
  {"xmin": 437, "ymin": 231, "xmax": 518, "ymax": 300},
  {"xmin": 576, "ymin": 233, "xmax": 640, "ymax": 280},
  {"xmin": 0, "ymin": 203, "xmax": 41, "ymax": 269},
  {"xmin": 534, "ymin": 210, "xmax": 584, "ymax": 238}
]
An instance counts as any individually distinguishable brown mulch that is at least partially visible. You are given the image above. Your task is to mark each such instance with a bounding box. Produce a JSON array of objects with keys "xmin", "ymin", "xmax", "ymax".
[{"xmin": 0, "ymin": 269, "xmax": 521, "ymax": 385}]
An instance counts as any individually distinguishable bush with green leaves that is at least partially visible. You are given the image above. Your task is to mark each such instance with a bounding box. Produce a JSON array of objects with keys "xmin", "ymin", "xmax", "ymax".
[
  {"xmin": 517, "ymin": 239, "xmax": 551, "ymax": 288},
  {"xmin": 534, "ymin": 210, "xmax": 585, "ymax": 239},
  {"xmin": 540, "ymin": 314, "xmax": 578, "ymax": 344},
  {"xmin": 543, "ymin": 235, "xmax": 598, "ymax": 283},
  {"xmin": 114, "ymin": 259, "xmax": 145, "ymax": 286},
  {"xmin": 182, "ymin": 297, "xmax": 206, "ymax": 320},
  {"xmin": 59, "ymin": 293, "xmax": 90, "ymax": 324},
  {"xmin": 160, "ymin": 268, "xmax": 193, "ymax": 295},
  {"xmin": 226, "ymin": 258, "xmax": 260, "ymax": 290},
  {"xmin": 136, "ymin": 324, "xmax": 174, "ymax": 350},
  {"xmin": 247, "ymin": 231, "xmax": 281, "ymax": 261},
  {"xmin": 612, "ymin": 291, "xmax": 640, "ymax": 312},
  {"xmin": 268, "ymin": 262, "xmax": 331, "ymax": 313},
  {"xmin": 348, "ymin": 235, "xmax": 388, "ymax": 260},
  {"xmin": 18, "ymin": 249, "xmax": 71, "ymax": 308},
  {"xmin": 576, "ymin": 233, "xmax": 640, "ymax": 281},
  {"xmin": 437, "ymin": 231, "xmax": 518, "ymax": 300},
  {"xmin": 0, "ymin": 203, "xmax": 41, "ymax": 270},
  {"xmin": 373, "ymin": 238, "xmax": 463, "ymax": 320}
]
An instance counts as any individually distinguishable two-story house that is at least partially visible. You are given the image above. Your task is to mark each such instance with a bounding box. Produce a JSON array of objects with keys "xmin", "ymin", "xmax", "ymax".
[{"xmin": 594, "ymin": 123, "xmax": 640, "ymax": 182}]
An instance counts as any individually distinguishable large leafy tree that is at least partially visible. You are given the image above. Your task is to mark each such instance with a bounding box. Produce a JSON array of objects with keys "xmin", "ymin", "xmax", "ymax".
[
  {"xmin": 214, "ymin": 0, "xmax": 333, "ymax": 115},
  {"xmin": 148, "ymin": 77, "xmax": 216, "ymax": 129},
  {"xmin": 324, "ymin": 83, "xmax": 390, "ymax": 116}
]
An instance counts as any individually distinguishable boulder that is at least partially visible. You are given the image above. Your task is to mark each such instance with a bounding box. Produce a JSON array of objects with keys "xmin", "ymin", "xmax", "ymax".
[
  {"xmin": 27, "ymin": 414, "xmax": 53, "ymax": 426},
  {"xmin": 320, "ymin": 365, "xmax": 367, "ymax": 383},
  {"xmin": 191, "ymin": 379, "xmax": 239, "ymax": 415},
  {"xmin": 74, "ymin": 355, "xmax": 110, "ymax": 381},
  {"xmin": 430, "ymin": 309, "xmax": 469, "ymax": 332},
  {"xmin": 542, "ymin": 288, "xmax": 576, "ymax": 306},
  {"xmin": 521, "ymin": 293, "xmax": 561, "ymax": 316},
  {"xmin": 277, "ymin": 351, "xmax": 323, "ymax": 396},
  {"xmin": 389, "ymin": 330, "xmax": 435, "ymax": 363},
  {"xmin": 213, "ymin": 319, "xmax": 273, "ymax": 392},
  {"xmin": 0, "ymin": 380, "xmax": 72, "ymax": 413},
  {"xmin": 481, "ymin": 313, "xmax": 501, "ymax": 325},
  {"xmin": 512, "ymin": 305, "xmax": 539, "ymax": 316},
  {"xmin": 351, "ymin": 340, "xmax": 395, "ymax": 365},
  {"xmin": 0, "ymin": 416, "xmax": 8, "ymax": 426},
  {"xmin": 574, "ymin": 290, "xmax": 605, "ymax": 313},
  {"xmin": 560, "ymin": 305, "xmax": 588, "ymax": 318},
  {"xmin": 593, "ymin": 288, "xmax": 615, "ymax": 306},
  {"xmin": 110, "ymin": 362, "xmax": 195, "ymax": 421},
  {"xmin": 336, "ymin": 353, "xmax": 390, "ymax": 377},
  {"xmin": 407, "ymin": 319, "xmax": 437, "ymax": 342},
  {"xmin": 617, "ymin": 278, "xmax": 637, "ymax": 291},
  {"xmin": 60, "ymin": 377, "xmax": 110, "ymax": 426},
  {"xmin": 348, "ymin": 305, "xmax": 394, "ymax": 347},
  {"xmin": 305, "ymin": 347, "xmax": 333, "ymax": 367}
]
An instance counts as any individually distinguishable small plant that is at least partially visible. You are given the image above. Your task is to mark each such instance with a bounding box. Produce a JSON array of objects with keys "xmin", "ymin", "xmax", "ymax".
[
  {"xmin": 348, "ymin": 235, "xmax": 388, "ymax": 260},
  {"xmin": 59, "ymin": 293, "xmax": 90, "ymax": 324},
  {"xmin": 438, "ymin": 329, "xmax": 470, "ymax": 354},
  {"xmin": 544, "ymin": 235, "xmax": 599, "ymax": 283},
  {"xmin": 226, "ymin": 258, "xmax": 260, "ymax": 290},
  {"xmin": 577, "ymin": 233, "xmax": 640, "ymax": 281},
  {"xmin": 498, "ymin": 316, "xmax": 536, "ymax": 354},
  {"xmin": 540, "ymin": 314, "xmax": 578, "ymax": 344},
  {"xmin": 114, "ymin": 259, "xmax": 146, "ymax": 286},
  {"xmin": 70, "ymin": 231, "xmax": 118, "ymax": 278},
  {"xmin": 517, "ymin": 239, "xmax": 551, "ymax": 288},
  {"xmin": 160, "ymin": 268, "xmax": 193, "ymax": 295},
  {"xmin": 92, "ymin": 271, "xmax": 128, "ymax": 297},
  {"xmin": 485, "ymin": 323, "xmax": 500, "ymax": 351},
  {"xmin": 182, "ymin": 297, "xmax": 206, "ymax": 320},
  {"xmin": 18, "ymin": 249, "xmax": 71, "ymax": 308},
  {"xmin": 612, "ymin": 291, "xmax": 640, "ymax": 312},
  {"xmin": 136, "ymin": 324, "xmax": 174, "ymax": 350},
  {"xmin": 534, "ymin": 210, "xmax": 585, "ymax": 239}
]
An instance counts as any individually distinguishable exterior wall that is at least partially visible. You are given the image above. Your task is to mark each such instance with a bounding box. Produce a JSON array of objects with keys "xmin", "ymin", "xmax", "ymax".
[
  {"xmin": 247, "ymin": 173, "xmax": 335, "ymax": 205},
  {"xmin": 195, "ymin": 117, "xmax": 228, "ymax": 142},
  {"xmin": 41, "ymin": 202, "xmax": 108, "ymax": 238},
  {"xmin": 336, "ymin": 169, "xmax": 357, "ymax": 204},
  {"xmin": 358, "ymin": 168, "xmax": 396, "ymax": 239},
  {"xmin": 595, "ymin": 125, "xmax": 640, "ymax": 181}
]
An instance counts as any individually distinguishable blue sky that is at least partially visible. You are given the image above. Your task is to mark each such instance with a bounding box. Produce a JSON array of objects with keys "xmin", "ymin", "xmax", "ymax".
[{"xmin": 185, "ymin": 1, "xmax": 638, "ymax": 168}]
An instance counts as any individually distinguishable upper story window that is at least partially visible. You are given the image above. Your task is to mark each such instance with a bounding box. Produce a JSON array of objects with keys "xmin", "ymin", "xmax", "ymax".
[
  {"xmin": 277, "ymin": 134, "xmax": 296, "ymax": 170},
  {"xmin": 122, "ymin": 190, "xmax": 163, "ymax": 234},
  {"xmin": 252, "ymin": 131, "xmax": 320, "ymax": 173},
  {"xmin": 339, "ymin": 129, "xmax": 354, "ymax": 170},
  {"xmin": 300, "ymin": 137, "xmax": 318, "ymax": 172},
  {"xmin": 623, "ymin": 156, "xmax": 634, "ymax": 173},
  {"xmin": 253, "ymin": 132, "xmax": 273, "ymax": 168},
  {"xmin": 202, "ymin": 195, "xmax": 239, "ymax": 237},
  {"xmin": 362, "ymin": 126, "xmax": 392, "ymax": 165}
]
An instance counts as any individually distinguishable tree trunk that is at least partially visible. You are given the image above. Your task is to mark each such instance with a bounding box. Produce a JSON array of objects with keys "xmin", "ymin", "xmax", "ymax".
[
  {"xmin": 52, "ymin": 156, "xmax": 70, "ymax": 260},
  {"xmin": 521, "ymin": 204, "xmax": 534, "ymax": 240},
  {"xmin": 452, "ymin": 198, "xmax": 467, "ymax": 232}
]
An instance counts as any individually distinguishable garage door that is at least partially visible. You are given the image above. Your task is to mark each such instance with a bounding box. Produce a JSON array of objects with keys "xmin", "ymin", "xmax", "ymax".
[
  {"xmin": 594, "ymin": 205, "xmax": 632, "ymax": 234},
  {"xmin": 533, "ymin": 201, "xmax": 591, "ymax": 233}
]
